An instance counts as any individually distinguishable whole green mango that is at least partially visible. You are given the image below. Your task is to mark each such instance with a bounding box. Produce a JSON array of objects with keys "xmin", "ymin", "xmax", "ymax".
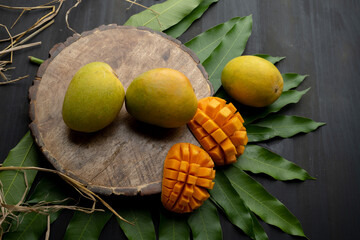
[
  {"xmin": 125, "ymin": 68, "xmax": 198, "ymax": 128},
  {"xmin": 62, "ymin": 62, "xmax": 125, "ymax": 132}
]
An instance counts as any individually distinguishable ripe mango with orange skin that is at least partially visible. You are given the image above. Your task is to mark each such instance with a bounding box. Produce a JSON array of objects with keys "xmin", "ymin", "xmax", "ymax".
[
  {"xmin": 221, "ymin": 56, "xmax": 283, "ymax": 107},
  {"xmin": 125, "ymin": 68, "xmax": 198, "ymax": 128}
]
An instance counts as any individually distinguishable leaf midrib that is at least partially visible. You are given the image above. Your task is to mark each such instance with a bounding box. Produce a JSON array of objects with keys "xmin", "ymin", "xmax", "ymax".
[
  {"xmin": 199, "ymin": 206, "xmax": 210, "ymax": 240},
  {"xmin": 132, "ymin": 210, "xmax": 145, "ymax": 240},
  {"xmin": 195, "ymin": 35, "xmax": 225, "ymax": 56},
  {"xmin": 77, "ymin": 213, "xmax": 94, "ymax": 239},
  {"xmin": 4, "ymin": 141, "xmax": 34, "ymax": 201},
  {"xmin": 188, "ymin": 18, "xmax": 240, "ymax": 56},
  {"xmin": 214, "ymin": 180, "xmax": 250, "ymax": 229},
  {"xmin": 15, "ymin": 212, "xmax": 41, "ymax": 239},
  {"xmin": 253, "ymin": 121, "xmax": 322, "ymax": 134},
  {"xmin": 229, "ymin": 177, "xmax": 296, "ymax": 231},
  {"xmin": 143, "ymin": 0, "xmax": 191, "ymax": 27},
  {"xmin": 241, "ymin": 154, "xmax": 304, "ymax": 176},
  {"xmin": 208, "ymin": 20, "xmax": 247, "ymax": 79}
]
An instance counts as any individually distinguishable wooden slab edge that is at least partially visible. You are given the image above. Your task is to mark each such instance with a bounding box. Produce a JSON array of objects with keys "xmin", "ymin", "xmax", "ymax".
[{"xmin": 28, "ymin": 24, "xmax": 212, "ymax": 196}]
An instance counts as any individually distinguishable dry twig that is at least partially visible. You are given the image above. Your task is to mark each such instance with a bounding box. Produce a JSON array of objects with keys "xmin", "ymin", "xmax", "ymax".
[
  {"xmin": 0, "ymin": 1, "xmax": 64, "ymax": 85},
  {"xmin": 0, "ymin": 169, "xmax": 104, "ymax": 238},
  {"xmin": 65, "ymin": 0, "xmax": 162, "ymax": 34},
  {"xmin": 0, "ymin": 166, "xmax": 133, "ymax": 225},
  {"xmin": 0, "ymin": 42, "xmax": 42, "ymax": 55},
  {"xmin": 65, "ymin": 0, "xmax": 82, "ymax": 34}
]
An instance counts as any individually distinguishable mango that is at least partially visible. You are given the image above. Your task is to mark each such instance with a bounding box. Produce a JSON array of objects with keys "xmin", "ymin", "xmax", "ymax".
[
  {"xmin": 161, "ymin": 143, "xmax": 215, "ymax": 213},
  {"xmin": 125, "ymin": 68, "xmax": 198, "ymax": 128},
  {"xmin": 221, "ymin": 56, "xmax": 283, "ymax": 107},
  {"xmin": 62, "ymin": 62, "xmax": 125, "ymax": 132}
]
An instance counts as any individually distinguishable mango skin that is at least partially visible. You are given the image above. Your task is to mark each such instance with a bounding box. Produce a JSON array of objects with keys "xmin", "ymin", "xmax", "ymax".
[
  {"xmin": 62, "ymin": 62, "xmax": 125, "ymax": 133},
  {"xmin": 221, "ymin": 56, "xmax": 283, "ymax": 107},
  {"xmin": 125, "ymin": 68, "xmax": 198, "ymax": 128}
]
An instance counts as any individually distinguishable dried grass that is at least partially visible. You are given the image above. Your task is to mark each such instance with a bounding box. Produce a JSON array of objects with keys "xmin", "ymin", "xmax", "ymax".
[
  {"xmin": 65, "ymin": 0, "xmax": 161, "ymax": 34},
  {"xmin": 0, "ymin": 166, "xmax": 132, "ymax": 238},
  {"xmin": 0, "ymin": 0, "xmax": 64, "ymax": 85},
  {"xmin": 0, "ymin": 0, "xmax": 163, "ymax": 85}
]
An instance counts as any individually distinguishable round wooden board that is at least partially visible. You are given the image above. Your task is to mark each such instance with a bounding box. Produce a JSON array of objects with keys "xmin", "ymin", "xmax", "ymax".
[{"xmin": 29, "ymin": 25, "xmax": 213, "ymax": 196}]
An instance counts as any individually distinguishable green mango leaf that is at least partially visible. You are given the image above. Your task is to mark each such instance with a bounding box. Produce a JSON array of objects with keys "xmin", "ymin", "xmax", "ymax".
[
  {"xmin": 282, "ymin": 73, "xmax": 308, "ymax": 91},
  {"xmin": 4, "ymin": 212, "xmax": 60, "ymax": 240},
  {"xmin": 224, "ymin": 166, "xmax": 306, "ymax": 238},
  {"xmin": 26, "ymin": 177, "xmax": 70, "ymax": 204},
  {"xmin": 250, "ymin": 212, "xmax": 269, "ymax": 240},
  {"xmin": 187, "ymin": 200, "xmax": 222, "ymax": 240},
  {"xmin": 245, "ymin": 125, "xmax": 274, "ymax": 142},
  {"xmin": 254, "ymin": 54, "xmax": 285, "ymax": 65},
  {"xmin": 165, "ymin": 0, "xmax": 219, "ymax": 39},
  {"xmin": 159, "ymin": 209, "xmax": 190, "ymax": 240},
  {"xmin": 203, "ymin": 15, "xmax": 253, "ymax": 92},
  {"xmin": 236, "ymin": 145, "xmax": 315, "ymax": 181},
  {"xmin": 185, "ymin": 17, "xmax": 244, "ymax": 63},
  {"xmin": 116, "ymin": 207, "xmax": 156, "ymax": 240},
  {"xmin": 243, "ymin": 88, "xmax": 310, "ymax": 124},
  {"xmin": 210, "ymin": 171, "xmax": 254, "ymax": 239},
  {"xmin": 0, "ymin": 131, "xmax": 41, "ymax": 205},
  {"xmin": 124, "ymin": 0, "xmax": 203, "ymax": 32},
  {"xmin": 64, "ymin": 211, "xmax": 112, "ymax": 240},
  {"xmin": 214, "ymin": 87, "xmax": 310, "ymax": 125},
  {"xmin": 246, "ymin": 115, "xmax": 325, "ymax": 142},
  {"xmin": 4, "ymin": 175, "xmax": 69, "ymax": 240}
]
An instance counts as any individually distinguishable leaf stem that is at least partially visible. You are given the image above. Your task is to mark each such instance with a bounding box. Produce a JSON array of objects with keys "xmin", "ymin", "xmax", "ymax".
[{"xmin": 28, "ymin": 56, "xmax": 44, "ymax": 65}]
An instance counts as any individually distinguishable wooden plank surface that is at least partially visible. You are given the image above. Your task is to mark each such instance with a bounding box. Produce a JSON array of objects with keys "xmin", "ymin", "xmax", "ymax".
[{"xmin": 0, "ymin": 0, "xmax": 359, "ymax": 239}]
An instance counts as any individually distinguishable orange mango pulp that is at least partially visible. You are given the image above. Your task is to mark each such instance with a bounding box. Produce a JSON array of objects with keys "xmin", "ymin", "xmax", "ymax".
[
  {"xmin": 188, "ymin": 97, "xmax": 248, "ymax": 165},
  {"xmin": 161, "ymin": 143, "xmax": 216, "ymax": 213}
]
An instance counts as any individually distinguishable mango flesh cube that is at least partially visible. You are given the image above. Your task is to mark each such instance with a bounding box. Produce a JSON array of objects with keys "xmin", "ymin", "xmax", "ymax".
[
  {"xmin": 208, "ymin": 146, "xmax": 225, "ymax": 165},
  {"xmin": 202, "ymin": 119, "xmax": 218, "ymax": 134},
  {"xmin": 161, "ymin": 143, "xmax": 215, "ymax": 213},
  {"xmin": 187, "ymin": 97, "xmax": 248, "ymax": 166},
  {"xmin": 222, "ymin": 116, "xmax": 242, "ymax": 136},
  {"xmin": 214, "ymin": 107, "xmax": 232, "ymax": 127},
  {"xmin": 205, "ymin": 99, "xmax": 222, "ymax": 118},
  {"xmin": 187, "ymin": 175, "xmax": 198, "ymax": 185},
  {"xmin": 189, "ymin": 197, "xmax": 202, "ymax": 210},
  {"xmin": 225, "ymin": 154, "xmax": 237, "ymax": 164},
  {"xmin": 194, "ymin": 109, "xmax": 209, "ymax": 125},
  {"xmin": 164, "ymin": 169, "xmax": 179, "ymax": 180},
  {"xmin": 177, "ymin": 172, "xmax": 187, "ymax": 182},
  {"xmin": 162, "ymin": 186, "xmax": 172, "ymax": 197},
  {"xmin": 189, "ymin": 163, "xmax": 200, "ymax": 175},
  {"xmin": 196, "ymin": 178, "xmax": 213, "ymax": 188},
  {"xmin": 164, "ymin": 159, "xmax": 180, "ymax": 170},
  {"xmin": 179, "ymin": 161, "xmax": 189, "ymax": 173},
  {"xmin": 236, "ymin": 145, "xmax": 246, "ymax": 156},
  {"xmin": 200, "ymin": 135, "xmax": 217, "ymax": 151},
  {"xmin": 192, "ymin": 127, "xmax": 208, "ymax": 140},
  {"xmin": 193, "ymin": 186, "xmax": 210, "ymax": 201},
  {"xmin": 211, "ymin": 128, "xmax": 228, "ymax": 143},
  {"xmin": 220, "ymin": 138, "xmax": 237, "ymax": 157},
  {"xmin": 226, "ymin": 102, "xmax": 237, "ymax": 114},
  {"xmin": 162, "ymin": 178, "xmax": 177, "ymax": 189},
  {"xmin": 197, "ymin": 167, "xmax": 213, "ymax": 178}
]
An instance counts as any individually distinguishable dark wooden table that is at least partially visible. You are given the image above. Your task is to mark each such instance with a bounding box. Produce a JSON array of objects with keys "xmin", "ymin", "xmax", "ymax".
[{"xmin": 1, "ymin": 0, "xmax": 359, "ymax": 239}]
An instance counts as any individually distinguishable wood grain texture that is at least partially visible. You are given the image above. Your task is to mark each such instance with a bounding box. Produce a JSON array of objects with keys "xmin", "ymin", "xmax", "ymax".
[{"xmin": 29, "ymin": 25, "xmax": 212, "ymax": 196}]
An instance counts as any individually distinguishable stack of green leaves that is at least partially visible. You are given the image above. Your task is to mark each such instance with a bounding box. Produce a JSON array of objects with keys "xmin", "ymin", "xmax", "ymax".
[{"xmin": 0, "ymin": 0, "xmax": 324, "ymax": 239}]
